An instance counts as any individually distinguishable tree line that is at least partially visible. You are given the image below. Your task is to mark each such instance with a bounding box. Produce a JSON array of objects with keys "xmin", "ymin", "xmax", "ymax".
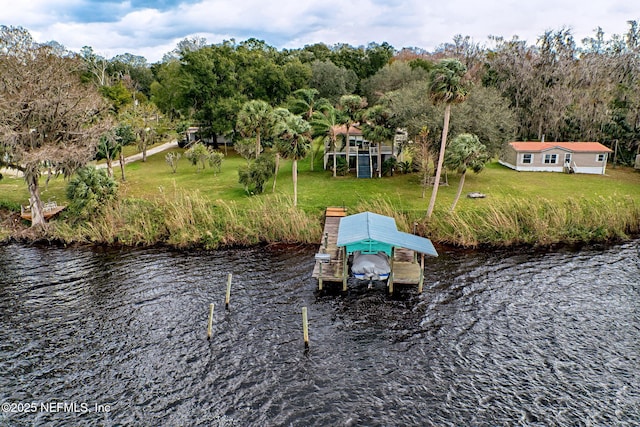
[{"xmin": 2, "ymin": 22, "xmax": 640, "ymax": 225}]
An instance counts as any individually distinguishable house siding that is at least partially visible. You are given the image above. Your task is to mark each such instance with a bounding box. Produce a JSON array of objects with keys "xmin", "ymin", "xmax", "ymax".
[{"xmin": 500, "ymin": 142, "xmax": 611, "ymax": 175}]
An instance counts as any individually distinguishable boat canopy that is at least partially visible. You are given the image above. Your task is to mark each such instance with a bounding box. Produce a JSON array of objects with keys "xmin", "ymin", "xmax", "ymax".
[{"xmin": 336, "ymin": 211, "xmax": 438, "ymax": 257}]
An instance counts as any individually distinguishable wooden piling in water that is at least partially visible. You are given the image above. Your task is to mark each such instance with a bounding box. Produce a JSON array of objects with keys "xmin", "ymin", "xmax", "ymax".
[
  {"xmin": 302, "ymin": 307, "xmax": 309, "ymax": 349},
  {"xmin": 207, "ymin": 303, "xmax": 214, "ymax": 340},
  {"xmin": 225, "ymin": 273, "xmax": 232, "ymax": 310}
]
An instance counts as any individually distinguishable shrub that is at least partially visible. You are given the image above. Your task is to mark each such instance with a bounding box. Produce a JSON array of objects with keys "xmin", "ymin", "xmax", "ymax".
[
  {"xmin": 238, "ymin": 154, "xmax": 275, "ymax": 194},
  {"xmin": 66, "ymin": 166, "xmax": 118, "ymax": 219},
  {"xmin": 165, "ymin": 152, "xmax": 181, "ymax": 173}
]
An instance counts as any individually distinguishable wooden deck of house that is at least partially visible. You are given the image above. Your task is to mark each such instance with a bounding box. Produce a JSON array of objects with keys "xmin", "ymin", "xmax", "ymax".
[{"xmin": 311, "ymin": 207, "xmax": 427, "ymax": 294}]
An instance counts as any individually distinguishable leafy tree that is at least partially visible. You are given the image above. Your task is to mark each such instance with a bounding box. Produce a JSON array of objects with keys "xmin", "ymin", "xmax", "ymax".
[
  {"xmin": 100, "ymin": 80, "xmax": 133, "ymax": 113},
  {"xmin": 0, "ymin": 27, "xmax": 110, "ymax": 226},
  {"xmin": 426, "ymin": 59, "xmax": 469, "ymax": 219},
  {"xmin": 444, "ymin": 133, "xmax": 488, "ymax": 212},
  {"xmin": 209, "ymin": 151, "xmax": 224, "ymax": 174},
  {"xmin": 361, "ymin": 60, "xmax": 429, "ymax": 105},
  {"xmin": 450, "ymin": 86, "xmax": 517, "ymax": 157},
  {"xmin": 165, "ymin": 152, "xmax": 181, "ymax": 173},
  {"xmin": 96, "ymin": 129, "xmax": 121, "ymax": 178},
  {"xmin": 309, "ymin": 60, "xmax": 358, "ymax": 103},
  {"xmin": 114, "ymin": 123, "xmax": 136, "ymax": 181},
  {"xmin": 273, "ymin": 112, "xmax": 311, "ymax": 206},
  {"xmin": 66, "ymin": 166, "xmax": 118, "ymax": 219},
  {"xmin": 185, "ymin": 142, "xmax": 212, "ymax": 172},
  {"xmin": 236, "ymin": 100, "xmax": 273, "ymax": 159},
  {"xmin": 150, "ymin": 60, "xmax": 186, "ymax": 120},
  {"xmin": 411, "ymin": 127, "xmax": 435, "ymax": 198}
]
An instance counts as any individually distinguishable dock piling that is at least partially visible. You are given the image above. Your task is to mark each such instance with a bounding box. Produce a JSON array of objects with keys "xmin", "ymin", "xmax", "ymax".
[
  {"xmin": 207, "ymin": 303, "xmax": 214, "ymax": 340},
  {"xmin": 302, "ymin": 307, "xmax": 310, "ymax": 349},
  {"xmin": 225, "ymin": 273, "xmax": 232, "ymax": 310}
]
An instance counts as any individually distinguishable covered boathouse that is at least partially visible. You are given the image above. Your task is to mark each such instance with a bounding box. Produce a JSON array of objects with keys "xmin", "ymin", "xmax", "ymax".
[{"xmin": 312, "ymin": 209, "xmax": 438, "ymax": 294}]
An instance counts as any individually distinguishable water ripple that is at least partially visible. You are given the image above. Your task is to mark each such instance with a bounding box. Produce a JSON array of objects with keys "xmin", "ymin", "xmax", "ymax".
[{"xmin": 0, "ymin": 241, "xmax": 638, "ymax": 426}]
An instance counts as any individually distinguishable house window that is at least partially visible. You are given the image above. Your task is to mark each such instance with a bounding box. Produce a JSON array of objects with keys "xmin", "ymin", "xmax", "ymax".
[
  {"xmin": 564, "ymin": 153, "xmax": 571, "ymax": 163},
  {"xmin": 596, "ymin": 154, "xmax": 606, "ymax": 162},
  {"xmin": 544, "ymin": 154, "xmax": 558, "ymax": 164},
  {"xmin": 522, "ymin": 154, "xmax": 533, "ymax": 164}
]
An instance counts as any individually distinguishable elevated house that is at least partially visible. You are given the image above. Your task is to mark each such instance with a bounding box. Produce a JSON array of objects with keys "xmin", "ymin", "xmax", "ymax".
[
  {"xmin": 500, "ymin": 141, "xmax": 613, "ymax": 175},
  {"xmin": 323, "ymin": 125, "xmax": 402, "ymax": 178}
]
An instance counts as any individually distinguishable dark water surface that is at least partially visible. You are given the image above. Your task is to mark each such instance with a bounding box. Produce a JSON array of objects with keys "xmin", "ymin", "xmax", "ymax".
[{"xmin": 0, "ymin": 240, "xmax": 638, "ymax": 426}]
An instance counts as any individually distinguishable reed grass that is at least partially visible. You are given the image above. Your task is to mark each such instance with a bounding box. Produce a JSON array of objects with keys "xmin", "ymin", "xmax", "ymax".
[
  {"xmin": 424, "ymin": 195, "xmax": 640, "ymax": 247},
  {"xmin": 50, "ymin": 187, "xmax": 323, "ymax": 249}
]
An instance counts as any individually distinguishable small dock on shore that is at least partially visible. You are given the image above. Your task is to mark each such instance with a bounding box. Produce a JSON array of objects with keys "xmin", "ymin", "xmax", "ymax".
[
  {"xmin": 311, "ymin": 208, "xmax": 437, "ymax": 294},
  {"xmin": 20, "ymin": 201, "xmax": 66, "ymax": 223}
]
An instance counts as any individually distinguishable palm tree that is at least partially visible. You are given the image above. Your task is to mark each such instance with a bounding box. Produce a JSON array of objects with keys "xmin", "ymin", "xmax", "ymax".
[
  {"xmin": 289, "ymin": 89, "xmax": 324, "ymax": 171},
  {"xmin": 338, "ymin": 95, "xmax": 367, "ymax": 172},
  {"xmin": 444, "ymin": 133, "xmax": 489, "ymax": 212},
  {"xmin": 310, "ymin": 104, "xmax": 341, "ymax": 177},
  {"xmin": 273, "ymin": 111, "xmax": 312, "ymax": 206},
  {"xmin": 96, "ymin": 129, "xmax": 122, "ymax": 178},
  {"xmin": 270, "ymin": 107, "xmax": 292, "ymax": 192},
  {"xmin": 426, "ymin": 59, "xmax": 469, "ymax": 218},
  {"xmin": 236, "ymin": 100, "xmax": 274, "ymax": 159},
  {"xmin": 361, "ymin": 105, "xmax": 396, "ymax": 178}
]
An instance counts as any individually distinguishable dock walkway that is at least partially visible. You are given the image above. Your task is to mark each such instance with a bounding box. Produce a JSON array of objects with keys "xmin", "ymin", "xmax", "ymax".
[{"xmin": 311, "ymin": 207, "xmax": 427, "ymax": 294}]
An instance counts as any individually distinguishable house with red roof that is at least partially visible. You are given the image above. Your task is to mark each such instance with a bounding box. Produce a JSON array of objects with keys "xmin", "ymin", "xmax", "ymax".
[{"xmin": 500, "ymin": 141, "xmax": 613, "ymax": 175}]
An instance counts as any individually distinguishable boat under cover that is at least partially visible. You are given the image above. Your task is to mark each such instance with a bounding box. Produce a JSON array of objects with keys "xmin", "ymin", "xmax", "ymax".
[{"xmin": 351, "ymin": 251, "xmax": 390, "ymax": 281}]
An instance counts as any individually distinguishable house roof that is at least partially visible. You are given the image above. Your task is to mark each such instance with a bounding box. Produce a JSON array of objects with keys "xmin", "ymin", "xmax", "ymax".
[
  {"xmin": 337, "ymin": 211, "xmax": 438, "ymax": 257},
  {"xmin": 509, "ymin": 141, "xmax": 613, "ymax": 153},
  {"xmin": 332, "ymin": 124, "xmax": 363, "ymax": 136}
]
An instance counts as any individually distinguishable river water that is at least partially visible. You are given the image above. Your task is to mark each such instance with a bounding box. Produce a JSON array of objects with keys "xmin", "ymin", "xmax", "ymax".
[{"xmin": 0, "ymin": 240, "xmax": 638, "ymax": 426}]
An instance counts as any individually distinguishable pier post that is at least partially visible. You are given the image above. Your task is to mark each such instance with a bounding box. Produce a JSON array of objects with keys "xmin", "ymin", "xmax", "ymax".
[
  {"xmin": 388, "ymin": 247, "xmax": 395, "ymax": 294},
  {"xmin": 418, "ymin": 253, "xmax": 425, "ymax": 293},
  {"xmin": 225, "ymin": 273, "xmax": 233, "ymax": 310},
  {"xmin": 318, "ymin": 262, "xmax": 323, "ymax": 290},
  {"xmin": 342, "ymin": 247, "xmax": 348, "ymax": 292},
  {"xmin": 207, "ymin": 303, "xmax": 214, "ymax": 340},
  {"xmin": 302, "ymin": 307, "xmax": 310, "ymax": 349}
]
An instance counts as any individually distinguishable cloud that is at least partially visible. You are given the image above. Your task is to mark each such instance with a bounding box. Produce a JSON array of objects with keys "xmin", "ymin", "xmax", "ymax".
[{"xmin": 1, "ymin": 0, "xmax": 638, "ymax": 62}]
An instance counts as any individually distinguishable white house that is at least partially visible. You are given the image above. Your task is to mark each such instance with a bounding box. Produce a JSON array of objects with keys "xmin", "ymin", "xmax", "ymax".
[{"xmin": 500, "ymin": 141, "xmax": 613, "ymax": 175}]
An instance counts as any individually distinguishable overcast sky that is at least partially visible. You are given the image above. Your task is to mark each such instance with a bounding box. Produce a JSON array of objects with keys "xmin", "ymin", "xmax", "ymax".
[{"xmin": 2, "ymin": 0, "xmax": 638, "ymax": 62}]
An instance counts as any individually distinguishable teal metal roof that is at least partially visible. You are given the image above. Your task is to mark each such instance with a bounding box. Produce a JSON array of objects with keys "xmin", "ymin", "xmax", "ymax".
[{"xmin": 336, "ymin": 211, "xmax": 438, "ymax": 257}]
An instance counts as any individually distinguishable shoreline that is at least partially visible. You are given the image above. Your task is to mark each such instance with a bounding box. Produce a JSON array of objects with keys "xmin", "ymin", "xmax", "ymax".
[{"xmin": 2, "ymin": 206, "xmax": 638, "ymax": 253}]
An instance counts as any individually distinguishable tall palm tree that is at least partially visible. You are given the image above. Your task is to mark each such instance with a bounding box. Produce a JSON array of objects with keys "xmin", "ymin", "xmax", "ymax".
[
  {"xmin": 273, "ymin": 111, "xmax": 312, "ymax": 206},
  {"xmin": 289, "ymin": 88, "xmax": 324, "ymax": 171},
  {"xmin": 270, "ymin": 107, "xmax": 292, "ymax": 192},
  {"xmin": 426, "ymin": 59, "xmax": 469, "ymax": 218},
  {"xmin": 236, "ymin": 100, "xmax": 273, "ymax": 159},
  {"xmin": 338, "ymin": 95, "xmax": 367, "ymax": 172},
  {"xmin": 444, "ymin": 133, "xmax": 489, "ymax": 212},
  {"xmin": 310, "ymin": 104, "xmax": 341, "ymax": 177},
  {"xmin": 361, "ymin": 105, "xmax": 396, "ymax": 178}
]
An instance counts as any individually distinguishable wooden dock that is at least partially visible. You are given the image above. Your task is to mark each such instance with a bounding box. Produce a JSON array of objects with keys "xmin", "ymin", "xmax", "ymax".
[
  {"xmin": 20, "ymin": 202, "xmax": 66, "ymax": 222},
  {"xmin": 311, "ymin": 207, "xmax": 427, "ymax": 294}
]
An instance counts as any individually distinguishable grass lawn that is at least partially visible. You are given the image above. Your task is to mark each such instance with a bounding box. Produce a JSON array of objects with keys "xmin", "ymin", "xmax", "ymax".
[{"xmin": 1, "ymin": 142, "xmax": 639, "ymax": 217}]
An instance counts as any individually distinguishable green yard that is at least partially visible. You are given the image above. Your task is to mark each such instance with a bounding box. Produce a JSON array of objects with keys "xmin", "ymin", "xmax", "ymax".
[{"xmin": 1, "ymin": 143, "xmax": 639, "ymax": 248}]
